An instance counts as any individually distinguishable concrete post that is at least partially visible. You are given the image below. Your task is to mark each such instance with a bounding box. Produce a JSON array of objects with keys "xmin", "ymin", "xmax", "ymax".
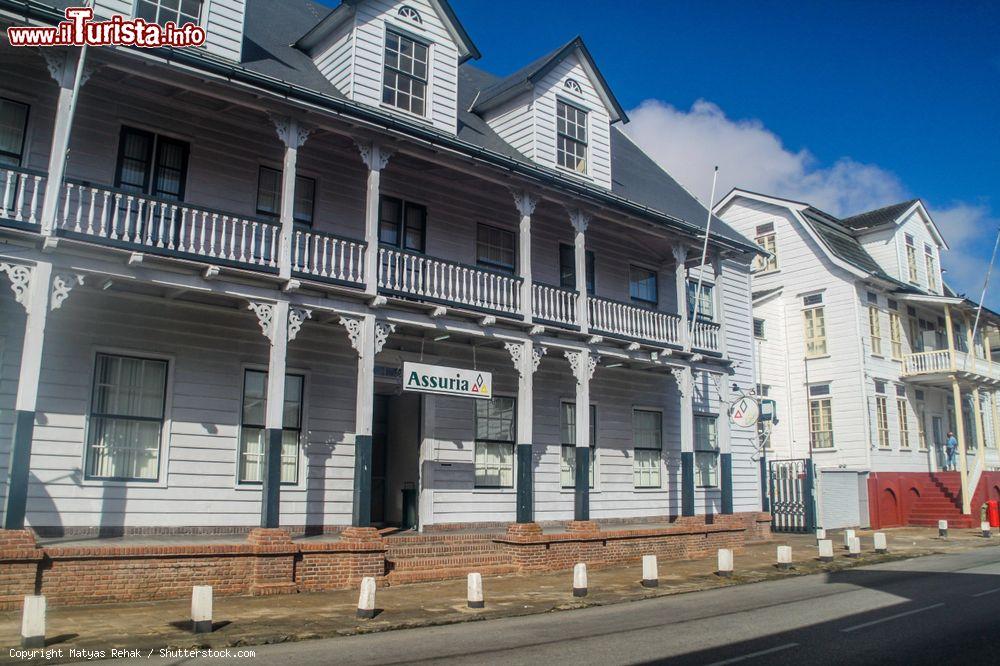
[
  {"xmin": 843, "ymin": 528, "xmax": 856, "ymax": 550},
  {"xmin": 818, "ymin": 540, "xmax": 834, "ymax": 562},
  {"xmin": 467, "ymin": 572, "xmax": 484, "ymax": 608},
  {"xmin": 356, "ymin": 142, "xmax": 392, "ymax": 296},
  {"xmin": 512, "ymin": 191, "xmax": 537, "ymax": 323},
  {"xmin": 848, "ymin": 537, "xmax": 861, "ymax": 558},
  {"xmin": 939, "ymin": 519, "xmax": 949, "ymax": 538},
  {"xmin": 641, "ymin": 555, "xmax": 658, "ymax": 588},
  {"xmin": 982, "ymin": 521, "xmax": 991, "ymax": 539},
  {"xmin": 357, "ymin": 576, "xmax": 377, "ymax": 619},
  {"xmin": 874, "ymin": 532, "xmax": 888, "ymax": 554},
  {"xmin": 717, "ymin": 549, "xmax": 733, "ymax": 577},
  {"xmin": 777, "ymin": 546, "xmax": 792, "ymax": 570},
  {"xmin": 816, "ymin": 528, "xmax": 826, "ymax": 543},
  {"xmin": 573, "ymin": 562, "xmax": 588, "ymax": 597},
  {"xmin": 191, "ymin": 586, "xmax": 213, "ymax": 634},
  {"xmin": 20, "ymin": 595, "xmax": 45, "ymax": 649}
]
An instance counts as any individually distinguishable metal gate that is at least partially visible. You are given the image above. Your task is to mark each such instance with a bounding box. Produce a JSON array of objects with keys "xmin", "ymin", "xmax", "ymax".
[{"xmin": 768, "ymin": 458, "xmax": 817, "ymax": 533}]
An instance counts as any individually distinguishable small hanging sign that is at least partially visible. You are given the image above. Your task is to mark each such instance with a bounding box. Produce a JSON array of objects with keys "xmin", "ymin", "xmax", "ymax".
[
  {"xmin": 729, "ymin": 395, "xmax": 761, "ymax": 427},
  {"xmin": 402, "ymin": 362, "xmax": 493, "ymax": 400}
]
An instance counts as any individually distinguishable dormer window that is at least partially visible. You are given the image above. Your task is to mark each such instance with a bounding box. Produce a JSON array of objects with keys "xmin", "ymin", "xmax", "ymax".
[
  {"xmin": 564, "ymin": 79, "xmax": 583, "ymax": 94},
  {"xmin": 382, "ymin": 29, "xmax": 428, "ymax": 116},
  {"xmin": 556, "ymin": 100, "xmax": 588, "ymax": 174},
  {"xmin": 135, "ymin": 0, "xmax": 203, "ymax": 27},
  {"xmin": 397, "ymin": 5, "xmax": 423, "ymax": 24}
]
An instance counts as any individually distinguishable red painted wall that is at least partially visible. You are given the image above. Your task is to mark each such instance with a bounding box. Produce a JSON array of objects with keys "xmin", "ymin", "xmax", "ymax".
[{"xmin": 868, "ymin": 471, "xmax": 1000, "ymax": 529}]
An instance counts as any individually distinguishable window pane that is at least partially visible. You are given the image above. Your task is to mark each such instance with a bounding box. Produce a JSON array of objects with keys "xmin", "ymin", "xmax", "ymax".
[
  {"xmin": 256, "ymin": 166, "xmax": 281, "ymax": 217},
  {"xmin": 153, "ymin": 138, "xmax": 186, "ymax": 200},
  {"xmin": 477, "ymin": 224, "xmax": 515, "ymax": 272},
  {"xmin": 239, "ymin": 426, "xmax": 264, "ymax": 482},
  {"xmin": 242, "ymin": 370, "xmax": 267, "ymax": 427},
  {"xmin": 695, "ymin": 451, "xmax": 718, "ymax": 487},
  {"xmin": 379, "ymin": 197, "xmax": 401, "ymax": 246},
  {"xmin": 0, "ymin": 98, "xmax": 29, "ymax": 166},
  {"xmin": 281, "ymin": 429, "xmax": 299, "ymax": 483},
  {"xmin": 118, "ymin": 129, "xmax": 152, "ymax": 192},
  {"xmin": 475, "ymin": 396, "xmax": 515, "ymax": 442},
  {"xmin": 404, "ymin": 203, "xmax": 425, "ymax": 251},
  {"xmin": 475, "ymin": 441, "xmax": 513, "ymax": 487},
  {"xmin": 631, "ymin": 267, "xmax": 658, "ymax": 303},
  {"xmin": 633, "ymin": 449, "xmax": 660, "ymax": 488},
  {"xmin": 293, "ymin": 175, "xmax": 315, "ymax": 225},
  {"xmin": 633, "ymin": 410, "xmax": 661, "ymax": 449}
]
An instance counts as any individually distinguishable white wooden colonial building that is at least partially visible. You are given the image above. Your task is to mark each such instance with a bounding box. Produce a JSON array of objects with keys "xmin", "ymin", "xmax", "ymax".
[
  {"xmin": 717, "ymin": 190, "xmax": 1000, "ymax": 530},
  {"xmin": 0, "ymin": 0, "xmax": 767, "ymax": 549}
]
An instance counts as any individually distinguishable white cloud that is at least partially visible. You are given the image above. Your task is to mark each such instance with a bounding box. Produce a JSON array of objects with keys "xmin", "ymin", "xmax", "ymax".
[{"xmin": 624, "ymin": 98, "xmax": 999, "ymax": 310}]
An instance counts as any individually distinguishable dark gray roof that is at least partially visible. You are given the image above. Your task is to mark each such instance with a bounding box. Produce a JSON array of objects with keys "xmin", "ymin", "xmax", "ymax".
[
  {"xmin": 841, "ymin": 199, "xmax": 919, "ymax": 231},
  {"xmin": 752, "ymin": 287, "xmax": 781, "ymax": 301},
  {"xmin": 800, "ymin": 207, "xmax": 887, "ymax": 276}
]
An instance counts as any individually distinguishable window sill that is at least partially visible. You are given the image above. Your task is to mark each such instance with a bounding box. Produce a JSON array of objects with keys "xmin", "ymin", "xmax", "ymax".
[
  {"xmin": 81, "ymin": 476, "xmax": 166, "ymax": 489},
  {"xmin": 805, "ymin": 354, "xmax": 831, "ymax": 360},
  {"xmin": 755, "ymin": 268, "xmax": 781, "ymax": 276},
  {"xmin": 871, "ymin": 354, "xmax": 884, "ymax": 359},
  {"xmin": 379, "ymin": 102, "xmax": 434, "ymax": 126},
  {"xmin": 633, "ymin": 486, "xmax": 666, "ymax": 492},
  {"xmin": 812, "ymin": 447, "xmax": 838, "ymax": 453},
  {"xmin": 560, "ymin": 488, "xmax": 599, "ymax": 494},
  {"xmin": 554, "ymin": 163, "xmax": 595, "ymax": 182}
]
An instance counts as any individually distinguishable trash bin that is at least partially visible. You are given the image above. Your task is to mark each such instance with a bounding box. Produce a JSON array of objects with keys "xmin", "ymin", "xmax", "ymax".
[
  {"xmin": 401, "ymin": 485, "xmax": 418, "ymax": 530},
  {"xmin": 988, "ymin": 500, "xmax": 1000, "ymax": 528}
]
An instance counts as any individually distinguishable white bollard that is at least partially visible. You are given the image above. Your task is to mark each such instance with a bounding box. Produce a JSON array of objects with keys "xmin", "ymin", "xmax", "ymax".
[
  {"xmin": 776, "ymin": 546, "xmax": 793, "ymax": 570},
  {"xmin": 874, "ymin": 532, "xmax": 888, "ymax": 554},
  {"xmin": 467, "ymin": 572, "xmax": 484, "ymax": 609},
  {"xmin": 641, "ymin": 555, "xmax": 658, "ymax": 588},
  {"xmin": 843, "ymin": 529, "xmax": 856, "ymax": 549},
  {"xmin": 357, "ymin": 576, "xmax": 377, "ymax": 619},
  {"xmin": 982, "ymin": 522, "xmax": 992, "ymax": 539},
  {"xmin": 20, "ymin": 595, "xmax": 45, "ymax": 649},
  {"xmin": 818, "ymin": 539, "xmax": 834, "ymax": 562},
  {"xmin": 816, "ymin": 528, "xmax": 826, "ymax": 543},
  {"xmin": 848, "ymin": 536, "xmax": 862, "ymax": 558},
  {"xmin": 191, "ymin": 585, "xmax": 213, "ymax": 634},
  {"xmin": 573, "ymin": 562, "xmax": 588, "ymax": 597},
  {"xmin": 717, "ymin": 549, "xmax": 734, "ymax": 578},
  {"xmin": 938, "ymin": 520, "xmax": 948, "ymax": 538}
]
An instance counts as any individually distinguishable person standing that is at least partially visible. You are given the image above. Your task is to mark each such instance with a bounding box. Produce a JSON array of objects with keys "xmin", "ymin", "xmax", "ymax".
[{"xmin": 945, "ymin": 431, "xmax": 958, "ymax": 471}]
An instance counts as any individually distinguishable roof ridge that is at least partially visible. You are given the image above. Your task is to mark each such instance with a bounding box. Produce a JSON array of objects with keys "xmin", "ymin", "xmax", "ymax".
[{"xmin": 843, "ymin": 198, "xmax": 919, "ymax": 221}]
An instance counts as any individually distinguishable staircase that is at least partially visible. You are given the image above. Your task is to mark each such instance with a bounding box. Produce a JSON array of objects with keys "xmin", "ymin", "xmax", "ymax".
[
  {"xmin": 383, "ymin": 530, "xmax": 516, "ymax": 585},
  {"xmin": 906, "ymin": 472, "xmax": 975, "ymax": 528}
]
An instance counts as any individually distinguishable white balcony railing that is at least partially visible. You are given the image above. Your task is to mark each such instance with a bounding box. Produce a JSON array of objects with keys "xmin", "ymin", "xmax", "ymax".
[
  {"xmin": 532, "ymin": 282, "xmax": 578, "ymax": 327},
  {"xmin": 292, "ymin": 228, "xmax": 366, "ymax": 285},
  {"xmin": 56, "ymin": 180, "xmax": 281, "ymax": 271},
  {"xmin": 377, "ymin": 246, "xmax": 522, "ymax": 315},
  {"xmin": 588, "ymin": 296, "xmax": 683, "ymax": 347},
  {"xmin": 1, "ymin": 165, "xmax": 46, "ymax": 228},
  {"xmin": 903, "ymin": 349, "xmax": 953, "ymax": 376},
  {"xmin": 692, "ymin": 319, "xmax": 722, "ymax": 353}
]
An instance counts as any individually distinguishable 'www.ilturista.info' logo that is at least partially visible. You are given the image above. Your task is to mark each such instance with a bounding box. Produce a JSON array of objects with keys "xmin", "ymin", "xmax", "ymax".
[{"xmin": 7, "ymin": 7, "xmax": 206, "ymax": 48}]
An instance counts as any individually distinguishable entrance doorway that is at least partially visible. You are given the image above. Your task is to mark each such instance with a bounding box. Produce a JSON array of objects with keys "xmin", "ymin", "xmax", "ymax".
[{"xmin": 371, "ymin": 390, "xmax": 422, "ymax": 528}]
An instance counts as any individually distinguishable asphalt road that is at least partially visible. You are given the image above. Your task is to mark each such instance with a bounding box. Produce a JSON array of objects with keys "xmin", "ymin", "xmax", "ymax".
[{"xmin": 87, "ymin": 547, "xmax": 1000, "ymax": 665}]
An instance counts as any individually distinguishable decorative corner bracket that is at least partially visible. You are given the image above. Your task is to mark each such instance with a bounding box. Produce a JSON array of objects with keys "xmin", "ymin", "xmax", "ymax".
[
  {"xmin": 355, "ymin": 140, "xmax": 393, "ymax": 172},
  {"xmin": 248, "ymin": 301, "xmax": 276, "ymax": 341},
  {"xmin": 0, "ymin": 263, "xmax": 32, "ymax": 311},
  {"xmin": 288, "ymin": 307, "xmax": 313, "ymax": 342},
  {"xmin": 50, "ymin": 272, "xmax": 84, "ymax": 311}
]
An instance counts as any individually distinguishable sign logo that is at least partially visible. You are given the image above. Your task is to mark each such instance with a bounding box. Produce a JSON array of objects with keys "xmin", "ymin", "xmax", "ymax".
[
  {"xmin": 7, "ymin": 7, "xmax": 207, "ymax": 48},
  {"xmin": 729, "ymin": 395, "xmax": 760, "ymax": 428},
  {"xmin": 402, "ymin": 362, "xmax": 492, "ymax": 400}
]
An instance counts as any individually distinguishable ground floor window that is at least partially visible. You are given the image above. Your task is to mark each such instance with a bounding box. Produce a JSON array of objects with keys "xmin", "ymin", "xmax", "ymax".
[
  {"xmin": 633, "ymin": 409, "xmax": 662, "ymax": 488},
  {"xmin": 86, "ymin": 353, "xmax": 168, "ymax": 481},
  {"xmin": 808, "ymin": 385, "xmax": 834, "ymax": 449},
  {"xmin": 694, "ymin": 414, "xmax": 719, "ymax": 487},
  {"xmin": 560, "ymin": 402, "xmax": 596, "ymax": 488},
  {"xmin": 238, "ymin": 370, "xmax": 304, "ymax": 484},
  {"xmin": 475, "ymin": 396, "xmax": 515, "ymax": 487}
]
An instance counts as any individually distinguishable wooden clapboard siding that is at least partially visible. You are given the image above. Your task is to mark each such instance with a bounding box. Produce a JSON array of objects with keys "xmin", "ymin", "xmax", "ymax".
[
  {"xmin": 858, "ymin": 207, "xmax": 943, "ymax": 293},
  {"xmin": 482, "ymin": 96, "xmax": 534, "ymax": 159},
  {"xmin": 313, "ymin": 19, "xmax": 356, "ymax": 97},
  {"xmin": 752, "ymin": 294, "xmax": 791, "ymax": 458},
  {"xmin": 1, "ymin": 290, "xmax": 359, "ymax": 530}
]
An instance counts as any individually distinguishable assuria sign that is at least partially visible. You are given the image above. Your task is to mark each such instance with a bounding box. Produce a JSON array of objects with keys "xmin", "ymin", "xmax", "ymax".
[{"xmin": 402, "ymin": 362, "xmax": 492, "ymax": 400}]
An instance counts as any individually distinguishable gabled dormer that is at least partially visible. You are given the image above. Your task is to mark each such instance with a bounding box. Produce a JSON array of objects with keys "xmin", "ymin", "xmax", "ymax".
[
  {"xmin": 471, "ymin": 37, "xmax": 627, "ymax": 190},
  {"xmin": 296, "ymin": 0, "xmax": 480, "ymax": 134},
  {"xmin": 843, "ymin": 200, "xmax": 948, "ymax": 294}
]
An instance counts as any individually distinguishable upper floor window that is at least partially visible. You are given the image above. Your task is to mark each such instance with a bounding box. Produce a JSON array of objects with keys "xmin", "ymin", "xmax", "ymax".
[
  {"xmin": 868, "ymin": 305, "xmax": 882, "ymax": 356},
  {"xmin": 924, "ymin": 244, "xmax": 938, "ymax": 291},
  {"xmin": 256, "ymin": 166, "xmax": 315, "ymax": 226},
  {"xmin": 753, "ymin": 222, "xmax": 778, "ymax": 272},
  {"xmin": 114, "ymin": 126, "xmax": 189, "ymax": 201},
  {"xmin": 630, "ymin": 266, "xmax": 658, "ymax": 305},
  {"xmin": 397, "ymin": 5, "xmax": 423, "ymax": 23},
  {"xmin": 0, "ymin": 98, "xmax": 29, "ymax": 167},
  {"xmin": 379, "ymin": 196, "xmax": 425, "ymax": 253},
  {"xmin": 802, "ymin": 293, "xmax": 826, "ymax": 357},
  {"xmin": 239, "ymin": 370, "xmax": 304, "ymax": 485},
  {"xmin": 556, "ymin": 100, "xmax": 588, "ymax": 174},
  {"xmin": 904, "ymin": 233, "xmax": 919, "ymax": 283},
  {"xmin": 564, "ymin": 79, "xmax": 583, "ymax": 94},
  {"xmin": 382, "ymin": 30, "xmax": 428, "ymax": 116},
  {"xmin": 559, "ymin": 244, "xmax": 595, "ymax": 294},
  {"xmin": 135, "ymin": 0, "xmax": 203, "ymax": 27},
  {"xmin": 889, "ymin": 310, "xmax": 903, "ymax": 360},
  {"xmin": 687, "ymin": 280, "xmax": 714, "ymax": 321},
  {"xmin": 808, "ymin": 384, "xmax": 833, "ymax": 449},
  {"xmin": 86, "ymin": 353, "xmax": 168, "ymax": 481},
  {"xmin": 753, "ymin": 317, "xmax": 766, "ymax": 339},
  {"xmin": 476, "ymin": 224, "xmax": 515, "ymax": 274}
]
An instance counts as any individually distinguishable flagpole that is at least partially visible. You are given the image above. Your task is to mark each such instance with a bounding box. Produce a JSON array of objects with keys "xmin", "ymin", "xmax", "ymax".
[{"xmin": 690, "ymin": 166, "xmax": 719, "ymax": 332}]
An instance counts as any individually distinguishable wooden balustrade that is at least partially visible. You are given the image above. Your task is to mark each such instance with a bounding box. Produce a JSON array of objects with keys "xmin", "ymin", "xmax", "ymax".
[
  {"xmin": 691, "ymin": 319, "xmax": 722, "ymax": 353},
  {"xmin": 532, "ymin": 282, "xmax": 578, "ymax": 327},
  {"xmin": 377, "ymin": 246, "xmax": 521, "ymax": 315},
  {"xmin": 0, "ymin": 166, "xmax": 46, "ymax": 228},
  {"xmin": 292, "ymin": 228, "xmax": 366, "ymax": 285},
  {"xmin": 588, "ymin": 295, "xmax": 682, "ymax": 347}
]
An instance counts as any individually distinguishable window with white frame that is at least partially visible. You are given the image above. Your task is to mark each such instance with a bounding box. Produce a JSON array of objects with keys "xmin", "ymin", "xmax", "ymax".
[
  {"xmin": 559, "ymin": 244, "xmax": 595, "ymax": 294},
  {"xmin": 630, "ymin": 266, "xmax": 658, "ymax": 305},
  {"xmin": 889, "ymin": 309, "xmax": 903, "ymax": 360},
  {"xmin": 905, "ymin": 233, "xmax": 919, "ymax": 283},
  {"xmin": 556, "ymin": 100, "xmax": 588, "ymax": 173},
  {"xmin": 694, "ymin": 414, "xmax": 719, "ymax": 487},
  {"xmin": 802, "ymin": 294, "xmax": 826, "ymax": 357},
  {"xmin": 633, "ymin": 409, "xmax": 661, "ymax": 488},
  {"xmin": 135, "ymin": 0, "xmax": 202, "ymax": 27},
  {"xmin": 475, "ymin": 396, "xmax": 515, "ymax": 487},
  {"xmin": 924, "ymin": 244, "xmax": 938, "ymax": 291},
  {"xmin": 753, "ymin": 318, "xmax": 766, "ymax": 339},
  {"xmin": 114, "ymin": 126, "xmax": 189, "ymax": 201},
  {"xmin": 808, "ymin": 384, "xmax": 833, "ymax": 449},
  {"xmin": 238, "ymin": 370, "xmax": 303, "ymax": 484},
  {"xmin": 753, "ymin": 222, "xmax": 778, "ymax": 272},
  {"xmin": 476, "ymin": 224, "xmax": 516, "ymax": 274},
  {"xmin": 868, "ymin": 304, "xmax": 882, "ymax": 356},
  {"xmin": 86, "ymin": 353, "xmax": 168, "ymax": 481},
  {"xmin": 382, "ymin": 30, "xmax": 428, "ymax": 116},
  {"xmin": 256, "ymin": 166, "xmax": 315, "ymax": 226},
  {"xmin": 874, "ymin": 381, "xmax": 890, "ymax": 449},
  {"xmin": 560, "ymin": 402, "xmax": 596, "ymax": 488},
  {"xmin": 897, "ymin": 397, "xmax": 910, "ymax": 449},
  {"xmin": 0, "ymin": 98, "xmax": 29, "ymax": 167},
  {"xmin": 687, "ymin": 280, "xmax": 714, "ymax": 321}
]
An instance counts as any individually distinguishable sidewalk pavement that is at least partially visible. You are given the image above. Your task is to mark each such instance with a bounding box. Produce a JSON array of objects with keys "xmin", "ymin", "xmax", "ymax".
[{"xmin": 2, "ymin": 526, "xmax": 997, "ymax": 664}]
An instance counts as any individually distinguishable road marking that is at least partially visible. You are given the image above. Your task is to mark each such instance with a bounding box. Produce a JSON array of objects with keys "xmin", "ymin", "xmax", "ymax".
[
  {"xmin": 841, "ymin": 603, "xmax": 945, "ymax": 633},
  {"xmin": 706, "ymin": 643, "xmax": 799, "ymax": 665},
  {"xmin": 972, "ymin": 587, "xmax": 1000, "ymax": 598}
]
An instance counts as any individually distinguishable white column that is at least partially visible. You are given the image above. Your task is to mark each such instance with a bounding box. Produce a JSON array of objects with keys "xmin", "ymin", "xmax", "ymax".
[
  {"xmin": 672, "ymin": 245, "xmax": 690, "ymax": 350},
  {"xmin": 677, "ymin": 365, "xmax": 695, "ymax": 516},
  {"xmin": 507, "ymin": 340, "xmax": 545, "ymax": 523},
  {"xmin": 512, "ymin": 191, "xmax": 537, "ymax": 323},
  {"xmin": 712, "ymin": 254, "xmax": 729, "ymax": 357},
  {"xmin": 565, "ymin": 349, "xmax": 596, "ymax": 522},
  {"xmin": 568, "ymin": 210, "xmax": 591, "ymax": 334},
  {"xmin": 356, "ymin": 142, "xmax": 393, "ymax": 296},
  {"xmin": 950, "ymin": 376, "xmax": 971, "ymax": 514},
  {"xmin": 272, "ymin": 116, "xmax": 311, "ymax": 280}
]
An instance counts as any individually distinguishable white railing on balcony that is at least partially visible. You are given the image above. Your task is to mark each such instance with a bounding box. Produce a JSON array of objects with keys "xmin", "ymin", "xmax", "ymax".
[
  {"xmin": 1, "ymin": 165, "xmax": 46, "ymax": 227},
  {"xmin": 588, "ymin": 296, "xmax": 683, "ymax": 347},
  {"xmin": 532, "ymin": 282, "xmax": 578, "ymax": 327},
  {"xmin": 378, "ymin": 246, "xmax": 522, "ymax": 315},
  {"xmin": 56, "ymin": 181, "xmax": 281, "ymax": 270},
  {"xmin": 292, "ymin": 228, "xmax": 366, "ymax": 285},
  {"xmin": 902, "ymin": 349, "xmax": 953, "ymax": 376},
  {"xmin": 691, "ymin": 319, "xmax": 722, "ymax": 353}
]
